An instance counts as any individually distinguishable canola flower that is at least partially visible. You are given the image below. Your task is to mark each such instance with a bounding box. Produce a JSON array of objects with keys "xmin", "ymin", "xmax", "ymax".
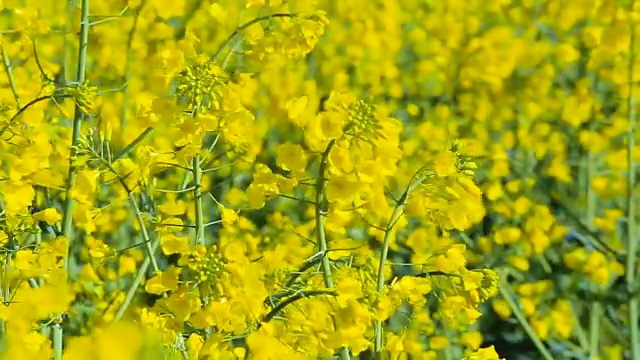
[{"xmin": 0, "ymin": 1, "xmax": 639, "ymax": 360}]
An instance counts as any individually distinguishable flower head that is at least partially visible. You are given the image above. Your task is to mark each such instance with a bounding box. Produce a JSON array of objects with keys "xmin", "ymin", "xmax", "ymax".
[{"xmin": 175, "ymin": 58, "xmax": 229, "ymax": 109}]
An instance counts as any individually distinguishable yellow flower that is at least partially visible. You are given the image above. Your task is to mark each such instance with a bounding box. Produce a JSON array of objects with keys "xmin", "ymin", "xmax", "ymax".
[
  {"xmin": 160, "ymin": 234, "xmax": 190, "ymax": 255},
  {"xmin": 287, "ymin": 95, "xmax": 309, "ymax": 123},
  {"xmin": 492, "ymin": 299, "xmax": 512, "ymax": 320},
  {"xmin": 325, "ymin": 174, "xmax": 360, "ymax": 204},
  {"xmin": 118, "ymin": 255, "xmax": 138, "ymax": 277},
  {"xmin": 465, "ymin": 346, "xmax": 503, "ymax": 360},
  {"xmin": 531, "ymin": 317, "xmax": 550, "ymax": 340},
  {"xmin": 1, "ymin": 182, "xmax": 35, "ymax": 215},
  {"xmin": 460, "ymin": 331, "xmax": 483, "ymax": 350},
  {"xmin": 434, "ymin": 150, "xmax": 458, "ymax": 177},
  {"xmin": 64, "ymin": 322, "xmax": 156, "ymax": 360},
  {"xmin": 603, "ymin": 344, "xmax": 624, "ymax": 360},
  {"xmin": 220, "ymin": 206, "xmax": 239, "ymax": 227},
  {"xmin": 429, "ymin": 336, "xmax": 449, "ymax": 350},
  {"xmin": 32, "ymin": 208, "xmax": 62, "ymax": 226},
  {"xmin": 186, "ymin": 333, "xmax": 204, "ymax": 360},
  {"xmin": 555, "ymin": 43, "xmax": 581, "ymax": 65},
  {"xmin": 506, "ymin": 256, "xmax": 530, "ymax": 271},
  {"xmin": 145, "ymin": 266, "xmax": 181, "ymax": 295},
  {"xmin": 245, "ymin": 0, "xmax": 265, "ymax": 8},
  {"xmin": 276, "ymin": 142, "xmax": 308, "ymax": 173}
]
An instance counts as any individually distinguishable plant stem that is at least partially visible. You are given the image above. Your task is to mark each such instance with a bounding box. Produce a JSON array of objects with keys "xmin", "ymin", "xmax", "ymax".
[
  {"xmin": 52, "ymin": 323, "xmax": 63, "ymax": 360},
  {"xmin": 120, "ymin": 0, "xmax": 147, "ymax": 127},
  {"xmin": 101, "ymin": 177, "xmax": 161, "ymax": 321},
  {"xmin": 571, "ymin": 302, "xmax": 589, "ymax": 350},
  {"xmin": 314, "ymin": 140, "xmax": 350, "ymax": 360},
  {"xmin": 626, "ymin": 58, "xmax": 639, "ymax": 360},
  {"xmin": 584, "ymin": 117, "xmax": 601, "ymax": 359},
  {"xmin": 373, "ymin": 204, "xmax": 404, "ymax": 353},
  {"xmin": 192, "ymin": 155, "xmax": 205, "ymax": 245},
  {"xmin": 261, "ymin": 290, "xmax": 337, "ymax": 324},
  {"xmin": 315, "ymin": 140, "xmax": 336, "ymax": 289},
  {"xmin": 61, "ymin": 0, "xmax": 90, "ymax": 270},
  {"xmin": 114, "ymin": 195, "xmax": 189, "ymax": 360},
  {"xmin": 1, "ymin": 47, "xmax": 21, "ymax": 108},
  {"xmin": 113, "ymin": 240, "xmax": 159, "ymax": 321},
  {"xmin": 91, "ymin": 147, "xmax": 160, "ymax": 274},
  {"xmin": 499, "ymin": 277, "xmax": 554, "ymax": 360},
  {"xmin": 374, "ymin": 171, "xmax": 427, "ymax": 354},
  {"xmin": 588, "ymin": 302, "xmax": 602, "ymax": 359},
  {"xmin": 112, "ymin": 126, "xmax": 153, "ymax": 161},
  {"xmin": 0, "ymin": 238, "xmax": 13, "ymax": 336},
  {"xmin": 211, "ymin": 13, "xmax": 296, "ymax": 62},
  {"xmin": 175, "ymin": 0, "xmax": 205, "ymax": 40},
  {"xmin": 128, "ymin": 192, "xmax": 159, "ymax": 272},
  {"xmin": 62, "ymin": 0, "xmax": 77, "ymax": 84},
  {"xmin": 115, "ymin": 155, "xmax": 196, "ymax": 321}
]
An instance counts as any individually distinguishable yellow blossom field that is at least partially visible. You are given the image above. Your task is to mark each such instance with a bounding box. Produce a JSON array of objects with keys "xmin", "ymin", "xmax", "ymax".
[{"xmin": 0, "ymin": 0, "xmax": 637, "ymax": 359}]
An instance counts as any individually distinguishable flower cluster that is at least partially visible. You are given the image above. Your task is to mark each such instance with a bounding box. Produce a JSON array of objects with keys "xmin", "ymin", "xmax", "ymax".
[{"xmin": 4, "ymin": 0, "xmax": 640, "ymax": 360}]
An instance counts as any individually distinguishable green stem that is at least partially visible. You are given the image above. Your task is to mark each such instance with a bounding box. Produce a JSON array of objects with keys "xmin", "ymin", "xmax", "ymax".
[
  {"xmin": 571, "ymin": 302, "xmax": 589, "ymax": 351},
  {"xmin": 105, "ymin": 168, "xmax": 189, "ymax": 360},
  {"xmin": 113, "ymin": 240, "xmax": 159, "ymax": 321},
  {"xmin": 61, "ymin": 0, "xmax": 90, "ymax": 269},
  {"xmin": 2, "ymin": 239, "xmax": 12, "ymax": 304},
  {"xmin": 62, "ymin": 0, "xmax": 77, "ymax": 84},
  {"xmin": 588, "ymin": 303, "xmax": 602, "ymax": 359},
  {"xmin": 626, "ymin": 57, "xmax": 639, "ymax": 360},
  {"xmin": 112, "ymin": 127, "xmax": 153, "ymax": 162},
  {"xmin": 128, "ymin": 192, "xmax": 159, "ymax": 272},
  {"xmin": 585, "ymin": 116, "xmax": 601, "ymax": 359},
  {"xmin": 374, "ymin": 171, "xmax": 427, "ymax": 353},
  {"xmin": 373, "ymin": 204, "xmax": 404, "ymax": 353},
  {"xmin": 175, "ymin": 0, "xmax": 205, "ymax": 40},
  {"xmin": 314, "ymin": 140, "xmax": 350, "ymax": 360},
  {"xmin": 120, "ymin": 0, "xmax": 147, "ymax": 127},
  {"xmin": 1, "ymin": 95, "xmax": 71, "ymax": 134},
  {"xmin": 261, "ymin": 290, "xmax": 337, "ymax": 324},
  {"xmin": 180, "ymin": 172, "xmax": 193, "ymax": 192},
  {"xmin": 315, "ymin": 140, "xmax": 336, "ymax": 289},
  {"xmin": 211, "ymin": 13, "xmax": 296, "ymax": 62},
  {"xmin": 0, "ymin": 238, "xmax": 13, "ymax": 336},
  {"xmin": 91, "ymin": 148, "xmax": 160, "ymax": 273},
  {"xmin": 52, "ymin": 323, "xmax": 63, "ymax": 360},
  {"xmin": 113, "ymin": 198, "xmax": 188, "ymax": 360},
  {"xmin": 192, "ymin": 155, "xmax": 205, "ymax": 245},
  {"xmin": 1, "ymin": 47, "xmax": 21, "ymax": 108},
  {"xmin": 499, "ymin": 277, "xmax": 554, "ymax": 360}
]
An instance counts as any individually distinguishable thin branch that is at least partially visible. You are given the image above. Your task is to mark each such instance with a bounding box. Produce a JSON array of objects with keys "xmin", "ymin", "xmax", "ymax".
[
  {"xmin": 112, "ymin": 126, "xmax": 153, "ymax": 161},
  {"xmin": 211, "ymin": 13, "xmax": 296, "ymax": 62},
  {"xmin": 260, "ymin": 290, "xmax": 336, "ymax": 325},
  {"xmin": 175, "ymin": 0, "xmax": 205, "ymax": 40},
  {"xmin": 121, "ymin": 0, "xmax": 147, "ymax": 126},
  {"xmin": 192, "ymin": 155, "xmax": 205, "ymax": 245},
  {"xmin": 374, "ymin": 170, "xmax": 429, "ymax": 353},
  {"xmin": 32, "ymin": 40, "xmax": 55, "ymax": 83},
  {"xmin": 1, "ymin": 47, "xmax": 21, "ymax": 107},
  {"xmin": 313, "ymin": 140, "xmax": 351, "ymax": 360},
  {"xmin": 0, "ymin": 95, "xmax": 72, "ymax": 137},
  {"xmin": 204, "ymin": 220, "xmax": 222, "ymax": 227},
  {"xmin": 156, "ymin": 162, "xmax": 192, "ymax": 171},
  {"xmin": 277, "ymin": 193, "xmax": 316, "ymax": 206},
  {"xmin": 155, "ymin": 187, "xmax": 197, "ymax": 193},
  {"xmin": 114, "ymin": 240, "xmax": 159, "ymax": 321},
  {"xmin": 282, "ymin": 251, "xmax": 325, "ymax": 290},
  {"xmin": 626, "ymin": 15, "xmax": 639, "ymax": 359},
  {"xmin": 61, "ymin": 0, "xmax": 90, "ymax": 245},
  {"xmin": 202, "ymin": 163, "xmax": 234, "ymax": 174},
  {"xmin": 499, "ymin": 276, "xmax": 555, "ymax": 360}
]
